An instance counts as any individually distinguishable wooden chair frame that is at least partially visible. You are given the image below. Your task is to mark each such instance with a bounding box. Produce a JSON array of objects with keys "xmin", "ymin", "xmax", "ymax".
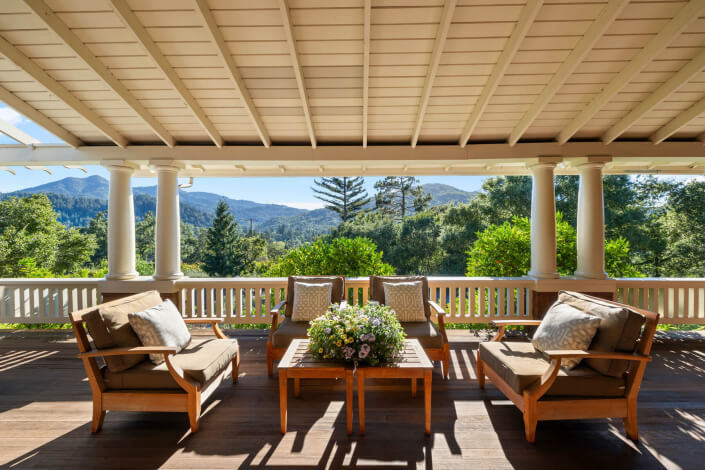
[
  {"xmin": 266, "ymin": 276, "xmax": 346, "ymax": 376},
  {"xmin": 70, "ymin": 295, "xmax": 239, "ymax": 433},
  {"xmin": 476, "ymin": 296, "xmax": 659, "ymax": 443}
]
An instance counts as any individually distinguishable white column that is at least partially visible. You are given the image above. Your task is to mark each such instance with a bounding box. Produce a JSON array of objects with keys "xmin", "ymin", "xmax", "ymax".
[
  {"xmin": 575, "ymin": 162, "xmax": 607, "ymax": 279},
  {"xmin": 153, "ymin": 164, "xmax": 183, "ymax": 280},
  {"xmin": 528, "ymin": 161, "xmax": 558, "ymax": 279},
  {"xmin": 106, "ymin": 165, "xmax": 138, "ymax": 280}
]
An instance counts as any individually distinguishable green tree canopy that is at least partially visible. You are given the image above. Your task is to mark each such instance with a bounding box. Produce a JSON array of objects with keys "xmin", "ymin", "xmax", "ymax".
[
  {"xmin": 203, "ymin": 200, "xmax": 265, "ymax": 277},
  {"xmin": 374, "ymin": 176, "xmax": 431, "ymax": 220},
  {"xmin": 312, "ymin": 176, "xmax": 370, "ymax": 221},
  {"xmin": 465, "ymin": 214, "xmax": 641, "ymax": 278},
  {"xmin": 0, "ymin": 194, "xmax": 96, "ymax": 276},
  {"xmin": 269, "ymin": 237, "xmax": 394, "ymax": 276}
]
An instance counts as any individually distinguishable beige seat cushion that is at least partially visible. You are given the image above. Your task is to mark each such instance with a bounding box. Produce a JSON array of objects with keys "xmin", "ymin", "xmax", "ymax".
[
  {"xmin": 479, "ymin": 341, "xmax": 626, "ymax": 397},
  {"xmin": 103, "ymin": 338, "xmax": 238, "ymax": 390},
  {"xmin": 402, "ymin": 320, "xmax": 444, "ymax": 349},
  {"xmin": 558, "ymin": 291, "xmax": 645, "ymax": 377},
  {"xmin": 272, "ymin": 317, "xmax": 310, "ymax": 349},
  {"xmin": 85, "ymin": 291, "xmax": 163, "ymax": 372}
]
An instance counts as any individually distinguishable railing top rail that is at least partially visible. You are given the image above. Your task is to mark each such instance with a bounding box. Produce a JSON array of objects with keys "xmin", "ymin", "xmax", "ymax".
[
  {"xmin": 0, "ymin": 278, "xmax": 101, "ymax": 286},
  {"xmin": 614, "ymin": 278, "xmax": 705, "ymax": 282}
]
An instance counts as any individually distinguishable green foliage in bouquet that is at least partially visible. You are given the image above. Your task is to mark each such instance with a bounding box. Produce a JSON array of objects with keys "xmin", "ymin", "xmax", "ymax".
[{"xmin": 307, "ymin": 303, "xmax": 406, "ymax": 366}]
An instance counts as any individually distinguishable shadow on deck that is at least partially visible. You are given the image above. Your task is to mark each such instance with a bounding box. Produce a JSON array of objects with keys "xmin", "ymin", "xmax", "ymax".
[{"xmin": 0, "ymin": 329, "xmax": 704, "ymax": 469}]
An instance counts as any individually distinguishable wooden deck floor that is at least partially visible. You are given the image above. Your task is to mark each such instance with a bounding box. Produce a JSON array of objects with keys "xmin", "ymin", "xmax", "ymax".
[{"xmin": 1, "ymin": 329, "xmax": 704, "ymax": 470}]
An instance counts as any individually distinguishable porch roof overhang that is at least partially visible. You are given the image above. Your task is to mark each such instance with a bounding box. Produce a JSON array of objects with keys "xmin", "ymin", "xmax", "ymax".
[{"xmin": 1, "ymin": 0, "xmax": 705, "ymax": 177}]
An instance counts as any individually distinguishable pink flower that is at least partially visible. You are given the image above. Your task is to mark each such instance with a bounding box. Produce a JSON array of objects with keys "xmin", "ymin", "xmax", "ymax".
[{"xmin": 359, "ymin": 343, "xmax": 370, "ymax": 359}]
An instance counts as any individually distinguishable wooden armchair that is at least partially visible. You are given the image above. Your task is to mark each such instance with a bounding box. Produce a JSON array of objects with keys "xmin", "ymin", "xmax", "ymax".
[
  {"xmin": 70, "ymin": 291, "xmax": 239, "ymax": 433},
  {"xmin": 267, "ymin": 276, "xmax": 346, "ymax": 376},
  {"xmin": 369, "ymin": 276, "xmax": 450, "ymax": 379},
  {"xmin": 476, "ymin": 292, "xmax": 659, "ymax": 443}
]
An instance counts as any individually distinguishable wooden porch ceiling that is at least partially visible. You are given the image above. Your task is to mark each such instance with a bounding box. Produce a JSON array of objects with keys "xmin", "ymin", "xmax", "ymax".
[{"xmin": 1, "ymin": 1, "xmax": 705, "ymax": 176}]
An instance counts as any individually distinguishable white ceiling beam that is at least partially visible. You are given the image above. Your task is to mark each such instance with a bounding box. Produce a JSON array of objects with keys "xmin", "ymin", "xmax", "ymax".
[
  {"xmin": 0, "ymin": 85, "xmax": 82, "ymax": 147},
  {"xmin": 110, "ymin": 0, "xmax": 223, "ymax": 147},
  {"xmin": 0, "ymin": 35, "xmax": 126, "ymax": 147},
  {"xmin": 193, "ymin": 0, "xmax": 271, "ymax": 147},
  {"xmin": 0, "ymin": 117, "xmax": 39, "ymax": 146},
  {"xmin": 362, "ymin": 0, "xmax": 371, "ymax": 148},
  {"xmin": 557, "ymin": 0, "xmax": 705, "ymax": 144},
  {"xmin": 508, "ymin": 0, "xmax": 630, "ymax": 146},
  {"xmin": 651, "ymin": 95, "xmax": 705, "ymax": 144},
  {"xmin": 603, "ymin": 47, "xmax": 705, "ymax": 144},
  {"xmin": 278, "ymin": 0, "xmax": 317, "ymax": 148},
  {"xmin": 24, "ymin": 0, "xmax": 175, "ymax": 147},
  {"xmin": 459, "ymin": 0, "xmax": 542, "ymax": 147},
  {"xmin": 411, "ymin": 0, "xmax": 457, "ymax": 148}
]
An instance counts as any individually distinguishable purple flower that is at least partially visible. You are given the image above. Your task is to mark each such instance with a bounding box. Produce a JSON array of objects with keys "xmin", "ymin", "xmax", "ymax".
[
  {"xmin": 343, "ymin": 346, "xmax": 354, "ymax": 360},
  {"xmin": 360, "ymin": 333, "xmax": 367, "ymax": 341},
  {"xmin": 324, "ymin": 327, "xmax": 331, "ymax": 334},
  {"xmin": 371, "ymin": 318, "xmax": 381, "ymax": 327},
  {"xmin": 367, "ymin": 333, "xmax": 375, "ymax": 342},
  {"xmin": 359, "ymin": 343, "xmax": 370, "ymax": 359}
]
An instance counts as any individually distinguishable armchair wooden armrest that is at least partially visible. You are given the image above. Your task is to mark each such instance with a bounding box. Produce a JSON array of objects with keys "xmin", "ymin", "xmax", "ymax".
[
  {"xmin": 184, "ymin": 318, "xmax": 226, "ymax": 338},
  {"xmin": 269, "ymin": 300, "xmax": 287, "ymax": 340},
  {"xmin": 545, "ymin": 350, "xmax": 652, "ymax": 362},
  {"xmin": 78, "ymin": 346, "xmax": 177, "ymax": 359},
  {"xmin": 271, "ymin": 300, "xmax": 287, "ymax": 316},
  {"xmin": 491, "ymin": 319, "xmax": 542, "ymax": 342},
  {"xmin": 427, "ymin": 300, "xmax": 446, "ymax": 315}
]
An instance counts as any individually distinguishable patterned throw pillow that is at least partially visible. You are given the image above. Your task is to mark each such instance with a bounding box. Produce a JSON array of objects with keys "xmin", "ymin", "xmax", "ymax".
[
  {"xmin": 383, "ymin": 281, "xmax": 426, "ymax": 322},
  {"xmin": 291, "ymin": 282, "xmax": 333, "ymax": 322},
  {"xmin": 128, "ymin": 299, "xmax": 191, "ymax": 365},
  {"xmin": 532, "ymin": 302, "xmax": 602, "ymax": 370}
]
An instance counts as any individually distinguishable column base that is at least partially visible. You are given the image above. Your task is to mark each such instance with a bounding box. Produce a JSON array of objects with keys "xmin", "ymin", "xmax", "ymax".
[
  {"xmin": 527, "ymin": 270, "xmax": 559, "ymax": 280},
  {"xmin": 574, "ymin": 271, "xmax": 608, "ymax": 280},
  {"xmin": 153, "ymin": 272, "xmax": 184, "ymax": 281},
  {"xmin": 105, "ymin": 272, "xmax": 139, "ymax": 280}
]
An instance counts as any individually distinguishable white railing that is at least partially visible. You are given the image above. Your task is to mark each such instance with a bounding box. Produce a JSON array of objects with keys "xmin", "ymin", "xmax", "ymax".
[
  {"xmin": 615, "ymin": 278, "xmax": 705, "ymax": 324},
  {"xmin": 175, "ymin": 277, "xmax": 533, "ymax": 324},
  {"xmin": 0, "ymin": 279, "xmax": 100, "ymax": 323},
  {"xmin": 1, "ymin": 277, "xmax": 704, "ymax": 325}
]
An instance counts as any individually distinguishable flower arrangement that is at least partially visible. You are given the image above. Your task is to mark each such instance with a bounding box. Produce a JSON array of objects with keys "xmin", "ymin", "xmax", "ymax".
[{"xmin": 307, "ymin": 302, "xmax": 406, "ymax": 366}]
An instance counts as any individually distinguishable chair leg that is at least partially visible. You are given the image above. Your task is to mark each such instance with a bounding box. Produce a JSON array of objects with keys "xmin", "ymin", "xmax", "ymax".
[
  {"xmin": 442, "ymin": 343, "xmax": 450, "ymax": 380},
  {"xmin": 266, "ymin": 342, "xmax": 274, "ymax": 377},
  {"xmin": 188, "ymin": 391, "xmax": 201, "ymax": 433},
  {"xmin": 523, "ymin": 392, "xmax": 537, "ymax": 444},
  {"xmin": 624, "ymin": 398, "xmax": 639, "ymax": 441},
  {"xmin": 477, "ymin": 355, "xmax": 485, "ymax": 389},
  {"xmin": 232, "ymin": 353, "xmax": 240, "ymax": 384},
  {"xmin": 91, "ymin": 395, "xmax": 105, "ymax": 433}
]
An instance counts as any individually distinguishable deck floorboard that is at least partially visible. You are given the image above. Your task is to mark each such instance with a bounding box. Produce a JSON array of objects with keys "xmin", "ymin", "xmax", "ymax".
[{"xmin": 0, "ymin": 329, "xmax": 704, "ymax": 469}]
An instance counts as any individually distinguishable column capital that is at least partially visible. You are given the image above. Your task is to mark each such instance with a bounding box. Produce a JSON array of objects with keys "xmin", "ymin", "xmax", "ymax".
[
  {"xmin": 104, "ymin": 163, "xmax": 135, "ymax": 173},
  {"xmin": 570, "ymin": 155, "xmax": 612, "ymax": 170},
  {"xmin": 149, "ymin": 160, "xmax": 183, "ymax": 172},
  {"xmin": 526, "ymin": 156, "xmax": 561, "ymax": 171}
]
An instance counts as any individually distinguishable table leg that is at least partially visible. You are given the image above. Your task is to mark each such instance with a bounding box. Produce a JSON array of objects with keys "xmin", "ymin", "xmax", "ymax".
[
  {"xmin": 411, "ymin": 378, "xmax": 417, "ymax": 398},
  {"xmin": 346, "ymin": 369, "xmax": 353, "ymax": 435},
  {"xmin": 357, "ymin": 370, "xmax": 366, "ymax": 436},
  {"xmin": 424, "ymin": 370, "xmax": 431, "ymax": 435},
  {"xmin": 279, "ymin": 370, "xmax": 287, "ymax": 434},
  {"xmin": 294, "ymin": 378, "xmax": 300, "ymax": 398}
]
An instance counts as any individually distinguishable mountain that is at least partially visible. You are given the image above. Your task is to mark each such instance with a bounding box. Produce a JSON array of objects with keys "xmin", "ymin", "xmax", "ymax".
[
  {"xmin": 257, "ymin": 208, "xmax": 340, "ymax": 242},
  {"xmin": 10, "ymin": 175, "xmax": 110, "ymax": 199},
  {"xmin": 422, "ymin": 183, "xmax": 479, "ymax": 205}
]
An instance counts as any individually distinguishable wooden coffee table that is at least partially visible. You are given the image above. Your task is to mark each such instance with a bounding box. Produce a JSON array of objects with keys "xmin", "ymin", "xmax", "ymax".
[
  {"xmin": 356, "ymin": 339, "xmax": 433, "ymax": 435},
  {"xmin": 278, "ymin": 338, "xmax": 354, "ymax": 435}
]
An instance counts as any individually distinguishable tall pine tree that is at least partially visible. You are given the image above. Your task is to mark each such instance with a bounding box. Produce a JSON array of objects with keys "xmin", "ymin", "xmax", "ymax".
[
  {"xmin": 312, "ymin": 177, "xmax": 370, "ymax": 222},
  {"xmin": 374, "ymin": 177, "xmax": 431, "ymax": 220},
  {"xmin": 203, "ymin": 200, "xmax": 265, "ymax": 276}
]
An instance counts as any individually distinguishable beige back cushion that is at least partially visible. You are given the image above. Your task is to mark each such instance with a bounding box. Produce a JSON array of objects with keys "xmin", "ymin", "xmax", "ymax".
[
  {"xmin": 370, "ymin": 276, "xmax": 431, "ymax": 318},
  {"xmin": 291, "ymin": 282, "xmax": 333, "ymax": 322},
  {"xmin": 383, "ymin": 281, "xmax": 427, "ymax": 322},
  {"xmin": 285, "ymin": 276, "xmax": 345, "ymax": 317},
  {"xmin": 85, "ymin": 291, "xmax": 163, "ymax": 372},
  {"xmin": 531, "ymin": 302, "xmax": 602, "ymax": 370},
  {"xmin": 558, "ymin": 291, "xmax": 645, "ymax": 377}
]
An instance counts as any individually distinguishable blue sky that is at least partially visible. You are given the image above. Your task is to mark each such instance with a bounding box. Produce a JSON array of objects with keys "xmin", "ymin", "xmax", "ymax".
[{"xmin": 0, "ymin": 103, "xmax": 488, "ymax": 208}]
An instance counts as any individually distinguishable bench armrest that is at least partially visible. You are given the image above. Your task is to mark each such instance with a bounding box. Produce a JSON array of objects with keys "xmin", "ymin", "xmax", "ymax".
[
  {"xmin": 427, "ymin": 300, "xmax": 446, "ymax": 315},
  {"xmin": 271, "ymin": 300, "xmax": 286, "ymax": 315},
  {"xmin": 545, "ymin": 350, "xmax": 652, "ymax": 362},
  {"xmin": 78, "ymin": 346, "xmax": 177, "ymax": 359}
]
